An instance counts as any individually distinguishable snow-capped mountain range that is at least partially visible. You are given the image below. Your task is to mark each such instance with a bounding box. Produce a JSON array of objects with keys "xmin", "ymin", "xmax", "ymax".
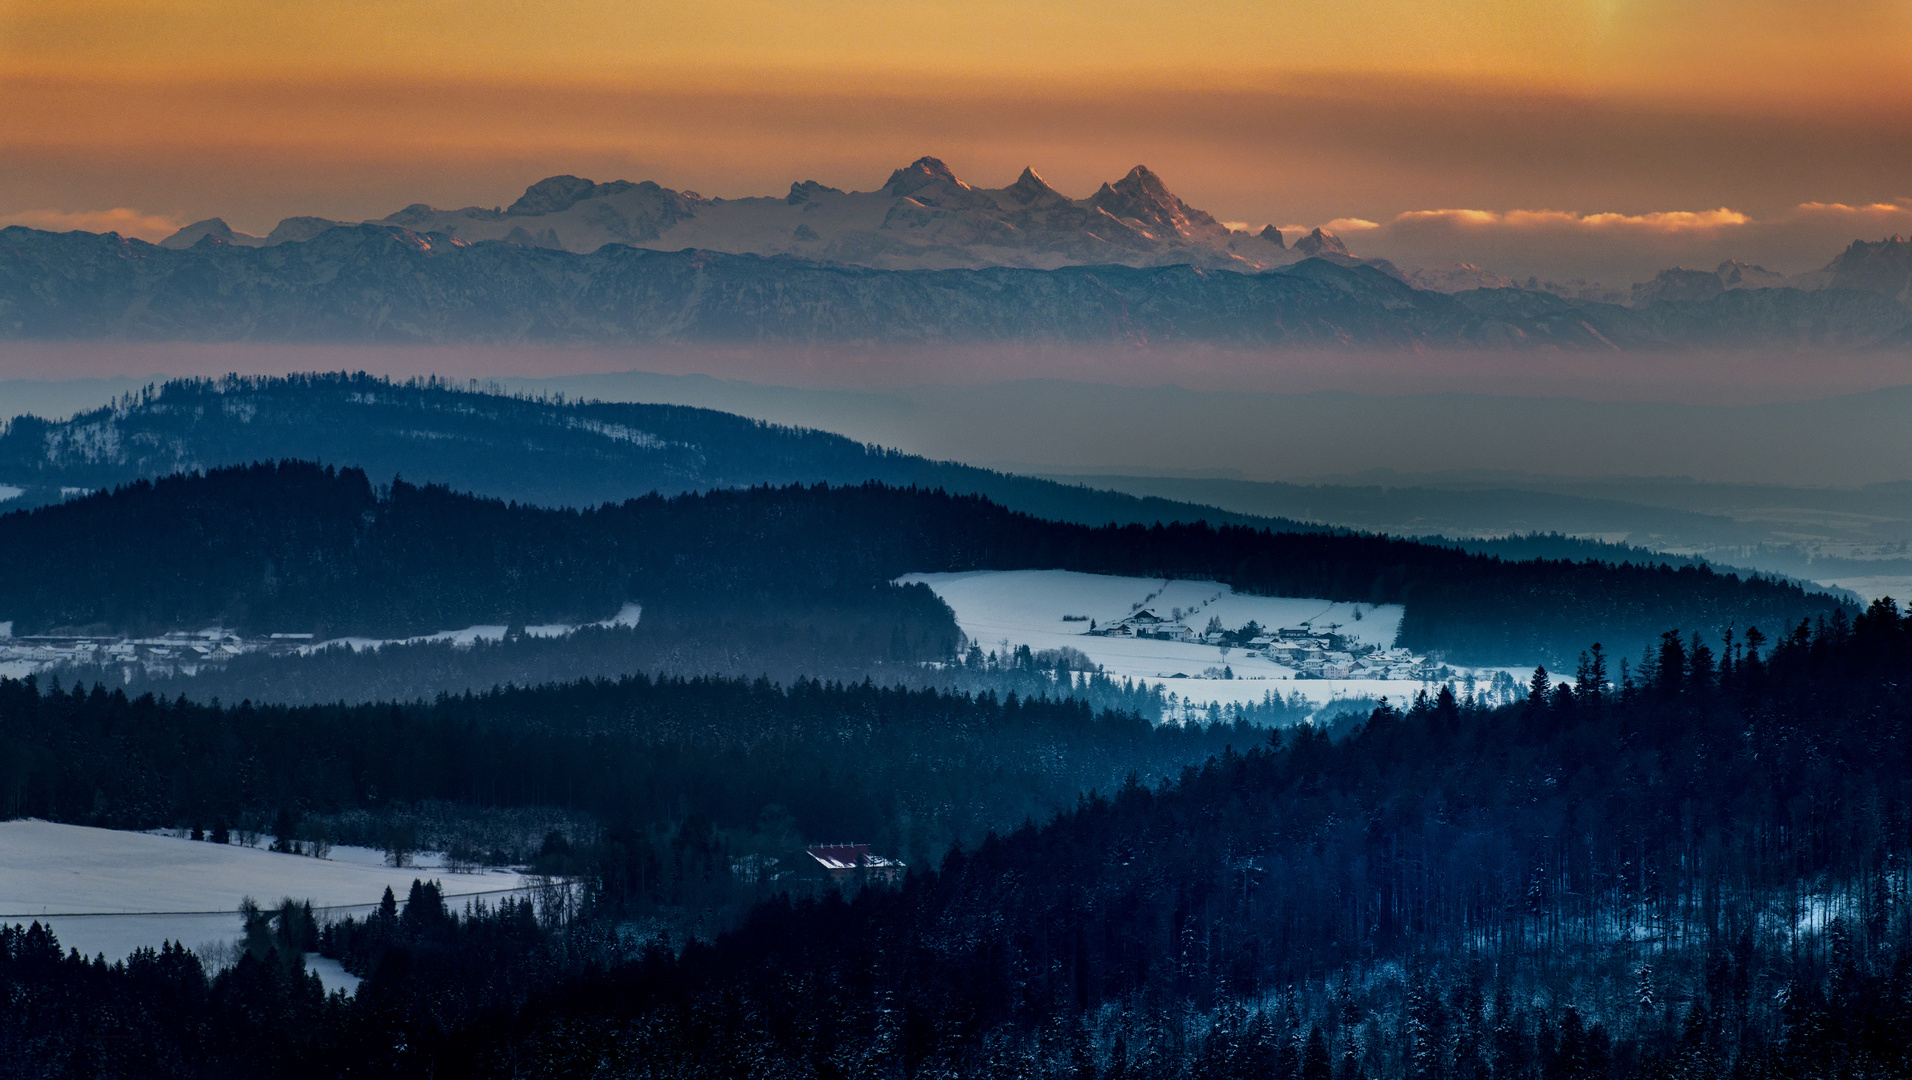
[
  {"xmin": 161, "ymin": 157, "xmax": 1321, "ymax": 273},
  {"xmin": 153, "ymin": 156, "xmax": 1912, "ymax": 309},
  {"xmin": 3, "ymin": 154, "xmax": 1910, "ymax": 348}
]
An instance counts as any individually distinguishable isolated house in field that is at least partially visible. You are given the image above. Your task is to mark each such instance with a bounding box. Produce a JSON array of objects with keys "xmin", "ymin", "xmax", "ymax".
[
  {"xmin": 1089, "ymin": 609, "xmax": 1172, "ymax": 638},
  {"xmin": 806, "ymin": 843, "xmax": 906, "ymax": 883},
  {"xmin": 1119, "ymin": 610, "xmax": 1171, "ymax": 635}
]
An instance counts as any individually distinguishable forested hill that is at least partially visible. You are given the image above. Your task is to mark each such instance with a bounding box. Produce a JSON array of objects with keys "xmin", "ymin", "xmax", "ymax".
[
  {"xmin": 492, "ymin": 600, "xmax": 1912, "ymax": 1079},
  {"xmin": 0, "ymin": 461, "xmax": 1849, "ymax": 666},
  {"xmin": 0, "ymin": 673, "xmax": 1247, "ymax": 870},
  {"xmin": 0, "ymin": 373, "xmax": 1314, "ymax": 531},
  {"xmin": 6, "ymin": 600, "xmax": 1908, "ymax": 1078}
]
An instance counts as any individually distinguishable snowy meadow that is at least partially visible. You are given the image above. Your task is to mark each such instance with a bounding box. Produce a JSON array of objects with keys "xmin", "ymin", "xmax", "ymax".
[
  {"xmin": 0, "ymin": 819, "xmax": 533, "ymax": 991},
  {"xmin": 900, "ymin": 570, "xmax": 1529, "ymax": 711}
]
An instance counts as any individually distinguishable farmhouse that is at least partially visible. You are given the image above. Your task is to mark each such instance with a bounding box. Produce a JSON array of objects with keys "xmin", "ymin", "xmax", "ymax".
[
  {"xmin": 806, "ymin": 844, "xmax": 906, "ymax": 883},
  {"xmin": 1089, "ymin": 609, "xmax": 1211, "ymax": 642}
]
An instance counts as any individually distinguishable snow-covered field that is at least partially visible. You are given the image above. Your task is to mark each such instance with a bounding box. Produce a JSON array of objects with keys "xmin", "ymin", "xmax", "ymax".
[
  {"xmin": 0, "ymin": 603, "xmax": 646, "ymax": 683},
  {"xmin": 0, "ymin": 820, "xmax": 533, "ymax": 991},
  {"xmin": 901, "ymin": 570, "xmax": 1514, "ymax": 708},
  {"xmin": 304, "ymin": 602, "xmax": 643, "ymax": 654}
]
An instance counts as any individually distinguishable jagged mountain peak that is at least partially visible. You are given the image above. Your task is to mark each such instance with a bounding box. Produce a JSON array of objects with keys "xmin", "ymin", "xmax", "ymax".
[
  {"xmin": 1713, "ymin": 260, "xmax": 1788, "ymax": 288},
  {"xmin": 1113, "ymin": 164, "xmax": 1167, "ymax": 194},
  {"xmin": 1086, "ymin": 165, "xmax": 1222, "ymax": 238},
  {"xmin": 786, "ymin": 179, "xmax": 845, "ymax": 206},
  {"xmin": 1829, "ymin": 234, "xmax": 1912, "ymax": 265},
  {"xmin": 159, "ymin": 218, "xmax": 266, "ymax": 250},
  {"xmin": 264, "ymin": 216, "xmax": 350, "ymax": 246},
  {"xmin": 1002, "ymin": 166, "xmax": 1064, "ymax": 205},
  {"xmin": 885, "ymin": 156, "xmax": 967, "ymax": 197},
  {"xmin": 506, "ymin": 175, "xmax": 644, "ymax": 217},
  {"xmin": 1292, "ymin": 228, "xmax": 1350, "ymax": 258},
  {"xmin": 508, "ymin": 175, "xmax": 597, "ymax": 216},
  {"xmin": 1822, "ymin": 233, "xmax": 1912, "ymax": 302},
  {"xmin": 1088, "ymin": 166, "xmax": 1169, "ymax": 210}
]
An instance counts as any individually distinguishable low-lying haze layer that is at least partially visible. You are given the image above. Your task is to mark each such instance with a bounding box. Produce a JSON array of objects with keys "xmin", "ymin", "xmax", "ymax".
[{"xmin": 4, "ymin": 351, "xmax": 1910, "ymax": 487}]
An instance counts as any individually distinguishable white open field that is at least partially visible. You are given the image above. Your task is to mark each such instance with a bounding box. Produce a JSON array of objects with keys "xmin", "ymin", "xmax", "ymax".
[
  {"xmin": 0, "ymin": 820, "xmax": 532, "ymax": 990},
  {"xmin": 901, "ymin": 570, "xmax": 1521, "ymax": 709},
  {"xmin": 303, "ymin": 601, "xmax": 644, "ymax": 654}
]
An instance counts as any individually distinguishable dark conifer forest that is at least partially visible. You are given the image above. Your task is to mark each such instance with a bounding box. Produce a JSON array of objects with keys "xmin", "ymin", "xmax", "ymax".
[
  {"xmin": 4, "ymin": 599, "xmax": 1909, "ymax": 1077},
  {"xmin": 0, "ymin": 426, "xmax": 1892, "ymax": 1080},
  {"xmin": 0, "ymin": 460, "xmax": 1848, "ymax": 666},
  {"xmin": 0, "ymin": 673, "xmax": 1255, "ymax": 869}
]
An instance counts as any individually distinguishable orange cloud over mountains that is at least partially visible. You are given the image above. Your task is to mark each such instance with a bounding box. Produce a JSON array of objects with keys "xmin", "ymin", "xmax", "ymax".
[
  {"xmin": 1395, "ymin": 209, "xmax": 1751, "ymax": 234},
  {"xmin": 0, "ymin": 207, "xmax": 185, "ymax": 241}
]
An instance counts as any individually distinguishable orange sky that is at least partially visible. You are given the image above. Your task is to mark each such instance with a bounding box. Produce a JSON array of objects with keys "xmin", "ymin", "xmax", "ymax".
[
  {"xmin": 11, "ymin": 0, "xmax": 1912, "ymax": 95},
  {"xmin": 5, "ymin": 0, "xmax": 1912, "ymax": 281}
]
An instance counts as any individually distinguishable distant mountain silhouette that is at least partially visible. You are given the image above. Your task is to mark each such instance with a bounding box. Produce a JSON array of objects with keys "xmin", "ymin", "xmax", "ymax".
[
  {"xmin": 3, "ymin": 155, "xmax": 1909, "ymax": 350},
  {"xmin": 5, "ymin": 222, "xmax": 1907, "ymax": 348},
  {"xmin": 1820, "ymin": 234, "xmax": 1912, "ymax": 302},
  {"xmin": 162, "ymin": 158, "xmax": 1306, "ymax": 273},
  {"xmin": 0, "ymin": 225, "xmax": 1605, "ymax": 346}
]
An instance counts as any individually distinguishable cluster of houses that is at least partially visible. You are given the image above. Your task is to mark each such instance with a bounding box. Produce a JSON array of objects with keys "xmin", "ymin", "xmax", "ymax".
[
  {"xmin": 1267, "ymin": 640, "xmax": 1429, "ymax": 681},
  {"xmin": 0, "ymin": 625, "xmax": 315, "ymax": 680},
  {"xmin": 1086, "ymin": 610, "xmax": 1435, "ymax": 681},
  {"xmin": 1087, "ymin": 609, "xmax": 1224, "ymax": 645}
]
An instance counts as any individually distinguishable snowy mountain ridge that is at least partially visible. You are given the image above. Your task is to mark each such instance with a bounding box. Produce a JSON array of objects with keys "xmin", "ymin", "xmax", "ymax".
[
  {"xmin": 9, "ymin": 223, "xmax": 1912, "ymax": 348},
  {"xmin": 161, "ymin": 157, "xmax": 1315, "ymax": 273}
]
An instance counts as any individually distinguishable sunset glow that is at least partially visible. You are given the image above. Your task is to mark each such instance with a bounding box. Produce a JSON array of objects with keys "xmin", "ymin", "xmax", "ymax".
[{"xmin": 3, "ymin": 0, "xmax": 1910, "ymax": 280}]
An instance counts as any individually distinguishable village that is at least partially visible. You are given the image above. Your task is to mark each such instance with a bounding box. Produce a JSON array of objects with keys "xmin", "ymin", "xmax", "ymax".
[
  {"xmin": 0, "ymin": 624, "xmax": 316, "ymax": 681},
  {"xmin": 1084, "ymin": 607, "xmax": 1437, "ymax": 681},
  {"xmin": 0, "ymin": 604, "xmax": 645, "ymax": 682}
]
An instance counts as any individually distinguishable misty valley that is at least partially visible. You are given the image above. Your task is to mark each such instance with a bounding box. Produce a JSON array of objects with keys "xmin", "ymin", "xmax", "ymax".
[{"xmin": 0, "ymin": 373, "xmax": 1901, "ymax": 1080}]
